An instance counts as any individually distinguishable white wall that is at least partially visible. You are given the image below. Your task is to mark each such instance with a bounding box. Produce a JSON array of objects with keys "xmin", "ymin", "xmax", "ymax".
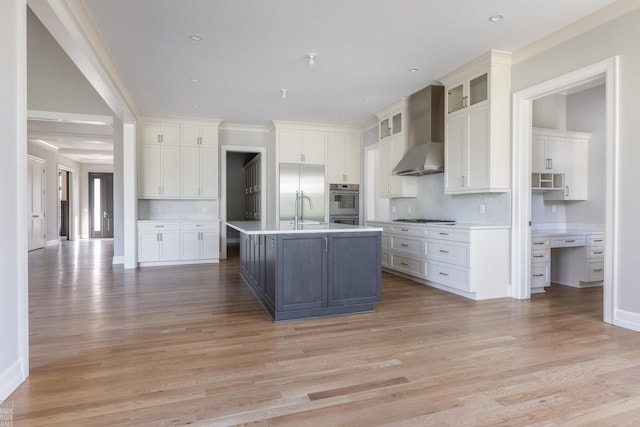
[
  {"xmin": 566, "ymin": 85, "xmax": 606, "ymax": 225},
  {"xmin": 27, "ymin": 143, "xmax": 80, "ymax": 243},
  {"xmin": 511, "ymin": 8, "xmax": 640, "ymax": 316},
  {"xmin": 0, "ymin": 0, "xmax": 27, "ymax": 402},
  {"xmin": 79, "ymin": 163, "xmax": 114, "ymax": 239}
]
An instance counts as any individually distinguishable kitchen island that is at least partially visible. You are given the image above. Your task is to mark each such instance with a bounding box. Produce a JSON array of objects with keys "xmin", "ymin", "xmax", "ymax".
[{"xmin": 226, "ymin": 221, "xmax": 382, "ymax": 321}]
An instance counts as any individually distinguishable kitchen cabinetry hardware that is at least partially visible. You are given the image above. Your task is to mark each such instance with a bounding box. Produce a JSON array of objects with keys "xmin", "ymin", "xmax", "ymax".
[
  {"xmin": 439, "ymin": 250, "xmax": 450, "ymax": 253},
  {"xmin": 439, "ymin": 272, "xmax": 449, "ymax": 276},
  {"xmin": 533, "ymin": 274, "xmax": 544, "ymax": 277}
]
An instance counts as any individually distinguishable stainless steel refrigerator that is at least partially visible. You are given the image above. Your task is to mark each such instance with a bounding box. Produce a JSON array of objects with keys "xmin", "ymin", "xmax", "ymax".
[{"xmin": 279, "ymin": 163, "xmax": 325, "ymax": 224}]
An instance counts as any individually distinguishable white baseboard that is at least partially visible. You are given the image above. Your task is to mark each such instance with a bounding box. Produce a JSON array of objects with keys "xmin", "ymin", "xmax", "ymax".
[
  {"xmin": 46, "ymin": 239, "xmax": 58, "ymax": 246},
  {"xmin": 0, "ymin": 358, "xmax": 26, "ymax": 401},
  {"xmin": 79, "ymin": 234, "xmax": 89, "ymax": 239},
  {"xmin": 112, "ymin": 256, "xmax": 124, "ymax": 265},
  {"xmin": 614, "ymin": 309, "xmax": 640, "ymax": 332}
]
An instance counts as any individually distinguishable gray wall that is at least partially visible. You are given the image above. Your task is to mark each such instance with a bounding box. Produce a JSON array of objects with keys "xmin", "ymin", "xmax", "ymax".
[{"xmin": 512, "ymin": 8, "xmax": 640, "ymax": 315}]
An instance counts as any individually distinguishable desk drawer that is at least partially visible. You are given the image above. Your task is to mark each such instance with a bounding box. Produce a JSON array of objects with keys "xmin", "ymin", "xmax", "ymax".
[
  {"xmin": 391, "ymin": 254, "xmax": 423, "ymax": 276},
  {"xmin": 531, "ymin": 264, "xmax": 550, "ymax": 287},
  {"xmin": 550, "ymin": 235, "xmax": 586, "ymax": 248},
  {"xmin": 586, "ymin": 261, "xmax": 604, "ymax": 282},
  {"xmin": 531, "ymin": 237, "xmax": 550, "ymax": 249},
  {"xmin": 427, "ymin": 241, "xmax": 468, "ymax": 267},
  {"xmin": 531, "ymin": 249, "xmax": 550, "ymax": 263},
  {"xmin": 588, "ymin": 234, "xmax": 605, "ymax": 247},
  {"xmin": 586, "ymin": 248, "xmax": 605, "ymax": 259}
]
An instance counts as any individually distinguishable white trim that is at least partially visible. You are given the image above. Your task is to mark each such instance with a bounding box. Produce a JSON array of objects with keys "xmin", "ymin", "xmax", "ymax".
[
  {"xmin": 46, "ymin": 239, "xmax": 59, "ymax": 246},
  {"xmin": 123, "ymin": 123, "xmax": 137, "ymax": 269},
  {"xmin": 220, "ymin": 123, "xmax": 270, "ymax": 133},
  {"xmin": 511, "ymin": 57, "xmax": 618, "ymax": 327},
  {"xmin": 28, "ymin": 139, "xmax": 59, "ymax": 152},
  {"xmin": 220, "ymin": 145, "xmax": 267, "ymax": 259},
  {"xmin": 0, "ymin": 359, "xmax": 25, "ymax": 402},
  {"xmin": 112, "ymin": 255, "xmax": 124, "ymax": 265},
  {"xmin": 271, "ymin": 120, "xmax": 362, "ymax": 133},
  {"xmin": 614, "ymin": 309, "xmax": 640, "ymax": 332},
  {"xmin": 27, "ymin": 109, "xmax": 113, "ymax": 125}
]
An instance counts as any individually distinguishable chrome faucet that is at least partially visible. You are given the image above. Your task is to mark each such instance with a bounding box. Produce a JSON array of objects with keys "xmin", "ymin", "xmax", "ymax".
[{"xmin": 294, "ymin": 190, "xmax": 313, "ymax": 229}]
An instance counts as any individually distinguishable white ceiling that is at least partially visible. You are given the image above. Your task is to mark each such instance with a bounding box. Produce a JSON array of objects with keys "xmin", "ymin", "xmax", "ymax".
[{"xmin": 80, "ymin": 0, "xmax": 619, "ymax": 128}]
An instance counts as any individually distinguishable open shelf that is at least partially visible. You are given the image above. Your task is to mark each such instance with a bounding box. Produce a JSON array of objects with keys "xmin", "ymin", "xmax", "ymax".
[{"xmin": 531, "ymin": 172, "xmax": 564, "ymax": 191}]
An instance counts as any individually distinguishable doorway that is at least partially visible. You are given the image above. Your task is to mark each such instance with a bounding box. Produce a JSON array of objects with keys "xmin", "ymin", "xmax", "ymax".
[
  {"xmin": 28, "ymin": 155, "xmax": 46, "ymax": 251},
  {"xmin": 511, "ymin": 57, "xmax": 617, "ymax": 324},
  {"xmin": 58, "ymin": 169, "xmax": 70, "ymax": 240},
  {"xmin": 89, "ymin": 172, "xmax": 114, "ymax": 238}
]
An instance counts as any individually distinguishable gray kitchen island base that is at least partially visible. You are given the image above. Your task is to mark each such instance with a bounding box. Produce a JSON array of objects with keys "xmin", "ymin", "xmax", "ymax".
[{"xmin": 237, "ymin": 229, "xmax": 382, "ymax": 321}]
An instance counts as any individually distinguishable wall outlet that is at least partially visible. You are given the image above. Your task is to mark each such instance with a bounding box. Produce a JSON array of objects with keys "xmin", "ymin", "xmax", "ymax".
[
  {"xmin": 408, "ymin": 206, "xmax": 412, "ymax": 213},
  {"xmin": 391, "ymin": 206, "xmax": 396, "ymax": 213},
  {"xmin": 479, "ymin": 204, "xmax": 486, "ymax": 214},
  {"xmin": 551, "ymin": 205, "xmax": 557, "ymax": 214}
]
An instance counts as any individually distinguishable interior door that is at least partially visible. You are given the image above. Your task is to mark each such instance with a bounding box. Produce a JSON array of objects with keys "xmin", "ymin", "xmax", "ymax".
[
  {"xmin": 89, "ymin": 172, "xmax": 114, "ymax": 238},
  {"xmin": 28, "ymin": 156, "xmax": 46, "ymax": 251}
]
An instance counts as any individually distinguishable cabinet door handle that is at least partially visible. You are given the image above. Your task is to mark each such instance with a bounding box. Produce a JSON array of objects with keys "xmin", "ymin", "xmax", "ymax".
[
  {"xmin": 565, "ymin": 239, "xmax": 576, "ymax": 243},
  {"xmin": 439, "ymin": 272, "xmax": 449, "ymax": 277},
  {"xmin": 533, "ymin": 255, "xmax": 546, "ymax": 258},
  {"xmin": 343, "ymin": 174, "xmax": 347, "ymax": 182},
  {"xmin": 462, "ymin": 95, "xmax": 468, "ymax": 108},
  {"xmin": 324, "ymin": 237, "xmax": 328, "ymax": 253},
  {"xmin": 157, "ymin": 134, "xmax": 162, "ymax": 143},
  {"xmin": 593, "ymin": 251, "xmax": 603, "ymax": 255},
  {"xmin": 439, "ymin": 232, "xmax": 449, "ymax": 236},
  {"xmin": 400, "ymin": 243, "xmax": 409, "ymax": 247},
  {"xmin": 439, "ymin": 250, "xmax": 450, "ymax": 254},
  {"xmin": 533, "ymin": 274, "xmax": 544, "ymax": 277},
  {"xmin": 533, "ymin": 242, "xmax": 545, "ymax": 245},
  {"xmin": 400, "ymin": 262, "xmax": 409, "ymax": 267},
  {"xmin": 594, "ymin": 268, "xmax": 604, "ymax": 272},
  {"xmin": 301, "ymin": 153, "xmax": 305, "ymax": 162},
  {"xmin": 401, "ymin": 228, "xmax": 409, "ymax": 232},
  {"xmin": 565, "ymin": 185, "xmax": 570, "ymax": 197},
  {"xmin": 593, "ymin": 239, "xmax": 603, "ymax": 243}
]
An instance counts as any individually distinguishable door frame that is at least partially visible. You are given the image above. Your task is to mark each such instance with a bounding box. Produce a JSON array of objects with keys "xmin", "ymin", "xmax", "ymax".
[
  {"xmin": 57, "ymin": 163, "xmax": 75, "ymax": 241},
  {"xmin": 511, "ymin": 57, "xmax": 618, "ymax": 325},
  {"xmin": 88, "ymin": 172, "xmax": 114, "ymax": 239},
  {"xmin": 220, "ymin": 145, "xmax": 267, "ymax": 259}
]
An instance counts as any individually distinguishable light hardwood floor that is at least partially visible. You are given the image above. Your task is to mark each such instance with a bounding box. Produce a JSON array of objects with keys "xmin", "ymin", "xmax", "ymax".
[{"xmin": 9, "ymin": 239, "xmax": 640, "ymax": 426}]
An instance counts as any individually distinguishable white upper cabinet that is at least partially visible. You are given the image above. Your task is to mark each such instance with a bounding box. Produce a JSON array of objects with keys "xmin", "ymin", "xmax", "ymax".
[
  {"xmin": 138, "ymin": 119, "xmax": 220, "ymax": 199},
  {"xmin": 142, "ymin": 122, "xmax": 180, "ymax": 145},
  {"xmin": 532, "ymin": 133, "xmax": 564, "ymax": 173},
  {"xmin": 441, "ymin": 50, "xmax": 511, "ymax": 194},
  {"xmin": 181, "ymin": 124, "xmax": 219, "ymax": 147},
  {"xmin": 533, "ymin": 128, "xmax": 591, "ymax": 201},
  {"xmin": 278, "ymin": 127, "xmax": 326, "ymax": 164},
  {"xmin": 327, "ymin": 131, "xmax": 362, "ymax": 184}
]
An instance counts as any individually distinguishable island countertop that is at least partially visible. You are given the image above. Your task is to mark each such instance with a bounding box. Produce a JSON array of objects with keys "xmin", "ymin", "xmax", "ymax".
[{"xmin": 226, "ymin": 220, "xmax": 383, "ymax": 235}]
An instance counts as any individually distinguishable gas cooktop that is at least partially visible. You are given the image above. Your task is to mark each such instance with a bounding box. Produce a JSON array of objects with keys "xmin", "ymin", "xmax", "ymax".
[{"xmin": 393, "ymin": 218, "xmax": 456, "ymax": 224}]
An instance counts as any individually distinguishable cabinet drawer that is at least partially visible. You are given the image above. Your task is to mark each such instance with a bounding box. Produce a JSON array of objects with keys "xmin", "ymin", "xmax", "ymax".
[
  {"xmin": 138, "ymin": 222, "xmax": 180, "ymax": 232},
  {"xmin": 586, "ymin": 248, "xmax": 605, "ymax": 259},
  {"xmin": 426, "ymin": 261, "xmax": 469, "ymax": 292},
  {"xmin": 390, "ymin": 236, "xmax": 423, "ymax": 255},
  {"xmin": 531, "ymin": 264, "xmax": 550, "ymax": 288},
  {"xmin": 585, "ymin": 261, "xmax": 604, "ymax": 282},
  {"xmin": 181, "ymin": 222, "xmax": 219, "ymax": 231},
  {"xmin": 426, "ymin": 240, "xmax": 468, "ymax": 267},
  {"xmin": 390, "ymin": 254, "xmax": 423, "ymax": 276},
  {"xmin": 390, "ymin": 225, "xmax": 422, "ymax": 236},
  {"xmin": 550, "ymin": 235, "xmax": 586, "ymax": 248},
  {"xmin": 531, "ymin": 237, "xmax": 550, "ymax": 248},
  {"xmin": 531, "ymin": 249, "xmax": 550, "ymax": 263},
  {"xmin": 424, "ymin": 227, "xmax": 469, "ymax": 243}
]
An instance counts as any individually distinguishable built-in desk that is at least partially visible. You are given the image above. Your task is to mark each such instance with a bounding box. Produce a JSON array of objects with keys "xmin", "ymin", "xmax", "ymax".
[{"xmin": 531, "ymin": 230, "xmax": 604, "ymax": 293}]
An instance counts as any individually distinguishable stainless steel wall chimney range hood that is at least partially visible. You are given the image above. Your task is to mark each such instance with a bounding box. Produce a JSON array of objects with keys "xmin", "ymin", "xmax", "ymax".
[{"xmin": 392, "ymin": 85, "xmax": 445, "ymax": 176}]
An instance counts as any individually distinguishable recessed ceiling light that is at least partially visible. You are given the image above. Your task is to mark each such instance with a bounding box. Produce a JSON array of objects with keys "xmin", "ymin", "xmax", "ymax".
[
  {"xmin": 189, "ymin": 77, "xmax": 200, "ymax": 83},
  {"xmin": 190, "ymin": 34, "xmax": 203, "ymax": 41},
  {"xmin": 192, "ymin": 104, "xmax": 199, "ymax": 109},
  {"xmin": 362, "ymin": 97, "xmax": 370, "ymax": 102},
  {"xmin": 489, "ymin": 13, "xmax": 505, "ymax": 22},
  {"xmin": 409, "ymin": 67, "xmax": 420, "ymax": 73}
]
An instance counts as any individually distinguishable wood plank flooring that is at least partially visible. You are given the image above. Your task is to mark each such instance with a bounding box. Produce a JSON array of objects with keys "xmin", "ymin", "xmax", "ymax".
[{"xmin": 8, "ymin": 239, "xmax": 640, "ymax": 426}]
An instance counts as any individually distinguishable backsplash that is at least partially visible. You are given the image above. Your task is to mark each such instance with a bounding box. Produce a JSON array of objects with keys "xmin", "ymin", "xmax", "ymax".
[{"xmin": 390, "ymin": 174, "xmax": 511, "ymax": 224}]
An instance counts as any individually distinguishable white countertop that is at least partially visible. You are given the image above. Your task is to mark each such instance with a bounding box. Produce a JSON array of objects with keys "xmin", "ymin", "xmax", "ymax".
[
  {"xmin": 366, "ymin": 220, "xmax": 510, "ymax": 230},
  {"xmin": 226, "ymin": 221, "xmax": 383, "ymax": 235},
  {"xmin": 532, "ymin": 229, "xmax": 604, "ymax": 237}
]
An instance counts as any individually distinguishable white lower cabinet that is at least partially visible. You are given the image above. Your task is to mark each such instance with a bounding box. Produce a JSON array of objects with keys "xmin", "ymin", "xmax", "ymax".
[
  {"xmin": 138, "ymin": 221, "xmax": 220, "ymax": 266},
  {"xmin": 138, "ymin": 222, "xmax": 181, "ymax": 262},
  {"xmin": 181, "ymin": 222, "xmax": 220, "ymax": 260},
  {"xmin": 369, "ymin": 221, "xmax": 510, "ymax": 300}
]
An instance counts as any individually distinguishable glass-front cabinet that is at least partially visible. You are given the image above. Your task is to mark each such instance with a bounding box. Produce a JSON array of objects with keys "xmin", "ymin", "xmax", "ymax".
[{"xmin": 447, "ymin": 72, "xmax": 489, "ymax": 114}]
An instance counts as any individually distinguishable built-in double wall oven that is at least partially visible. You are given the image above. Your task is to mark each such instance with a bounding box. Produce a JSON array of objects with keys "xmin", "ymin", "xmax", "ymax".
[{"xmin": 329, "ymin": 184, "xmax": 359, "ymax": 225}]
